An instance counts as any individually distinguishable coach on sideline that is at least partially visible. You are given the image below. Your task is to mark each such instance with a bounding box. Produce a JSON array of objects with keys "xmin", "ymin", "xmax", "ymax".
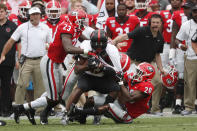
[
  {"xmin": 112, "ymin": 14, "xmax": 166, "ymax": 115},
  {"xmin": 0, "ymin": 7, "xmax": 52, "ymax": 106},
  {"xmin": 176, "ymin": 5, "xmax": 197, "ymax": 115}
]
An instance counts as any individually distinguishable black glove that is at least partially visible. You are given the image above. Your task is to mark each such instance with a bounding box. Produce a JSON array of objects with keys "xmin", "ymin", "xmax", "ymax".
[{"xmin": 87, "ymin": 56, "xmax": 101, "ymax": 70}]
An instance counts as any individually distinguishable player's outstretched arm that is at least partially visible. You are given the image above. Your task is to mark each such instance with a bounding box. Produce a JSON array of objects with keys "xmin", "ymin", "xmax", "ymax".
[{"xmin": 61, "ymin": 34, "xmax": 84, "ymax": 54}]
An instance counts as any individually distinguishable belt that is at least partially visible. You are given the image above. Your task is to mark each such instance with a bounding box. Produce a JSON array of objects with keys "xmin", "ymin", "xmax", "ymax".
[{"xmin": 26, "ymin": 56, "xmax": 42, "ymax": 60}]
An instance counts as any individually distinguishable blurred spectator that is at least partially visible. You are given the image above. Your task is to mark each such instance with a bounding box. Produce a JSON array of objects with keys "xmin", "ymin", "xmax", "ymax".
[
  {"xmin": 124, "ymin": 0, "xmax": 135, "ymax": 15},
  {"xmin": 159, "ymin": 0, "xmax": 170, "ymax": 10},
  {"xmin": 82, "ymin": 0, "xmax": 99, "ymax": 14},
  {"xmin": 7, "ymin": 0, "xmax": 24, "ymax": 15},
  {"xmin": 96, "ymin": 0, "xmax": 118, "ymax": 29},
  {"xmin": 149, "ymin": 0, "xmax": 160, "ymax": 11},
  {"xmin": 0, "ymin": 3, "xmax": 17, "ymax": 117}
]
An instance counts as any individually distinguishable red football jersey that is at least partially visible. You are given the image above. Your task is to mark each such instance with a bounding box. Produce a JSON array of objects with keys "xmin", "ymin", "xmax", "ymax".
[
  {"xmin": 160, "ymin": 10, "xmax": 173, "ymax": 43},
  {"xmin": 9, "ymin": 14, "xmax": 23, "ymax": 26},
  {"xmin": 105, "ymin": 16, "xmax": 139, "ymax": 52},
  {"xmin": 125, "ymin": 81, "xmax": 154, "ymax": 118},
  {"xmin": 47, "ymin": 21, "xmax": 75, "ymax": 63},
  {"xmin": 172, "ymin": 10, "xmax": 187, "ymax": 29},
  {"xmin": 40, "ymin": 15, "xmax": 65, "ymax": 36},
  {"xmin": 131, "ymin": 11, "xmax": 156, "ymax": 27}
]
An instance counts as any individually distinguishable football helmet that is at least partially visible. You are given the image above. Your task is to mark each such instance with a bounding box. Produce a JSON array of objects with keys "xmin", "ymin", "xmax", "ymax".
[
  {"xmin": 128, "ymin": 62, "xmax": 155, "ymax": 83},
  {"xmin": 6, "ymin": 3, "xmax": 12, "ymax": 16},
  {"xmin": 134, "ymin": 0, "xmax": 151, "ymax": 9},
  {"xmin": 161, "ymin": 64, "xmax": 178, "ymax": 89},
  {"xmin": 68, "ymin": 9, "xmax": 88, "ymax": 30},
  {"xmin": 18, "ymin": 0, "xmax": 32, "ymax": 19},
  {"xmin": 120, "ymin": 53, "xmax": 131, "ymax": 73},
  {"xmin": 46, "ymin": 0, "xmax": 61, "ymax": 20},
  {"xmin": 90, "ymin": 29, "xmax": 108, "ymax": 53}
]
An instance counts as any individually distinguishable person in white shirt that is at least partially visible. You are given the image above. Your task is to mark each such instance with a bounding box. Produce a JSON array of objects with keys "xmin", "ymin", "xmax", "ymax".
[
  {"xmin": 0, "ymin": 7, "xmax": 52, "ymax": 113},
  {"xmin": 175, "ymin": 5, "xmax": 197, "ymax": 115}
]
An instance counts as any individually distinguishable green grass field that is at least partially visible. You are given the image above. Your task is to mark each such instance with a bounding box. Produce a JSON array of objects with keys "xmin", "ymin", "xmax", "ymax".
[{"xmin": 1, "ymin": 117, "xmax": 197, "ymax": 131}]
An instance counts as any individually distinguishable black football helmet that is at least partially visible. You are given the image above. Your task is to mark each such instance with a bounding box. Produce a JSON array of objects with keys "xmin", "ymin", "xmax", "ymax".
[{"xmin": 90, "ymin": 30, "xmax": 108, "ymax": 53}]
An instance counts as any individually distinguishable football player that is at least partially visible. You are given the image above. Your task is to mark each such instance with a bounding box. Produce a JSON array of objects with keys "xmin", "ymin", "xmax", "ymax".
[
  {"xmin": 170, "ymin": 1, "xmax": 195, "ymax": 114},
  {"xmin": 65, "ymin": 29, "xmax": 123, "ymax": 124},
  {"xmin": 130, "ymin": 0, "xmax": 156, "ymax": 27},
  {"xmin": 68, "ymin": 62, "xmax": 155, "ymax": 124},
  {"xmin": 105, "ymin": 3, "xmax": 139, "ymax": 52},
  {"xmin": 12, "ymin": 9, "xmax": 93, "ymax": 125},
  {"xmin": 9, "ymin": 0, "xmax": 31, "ymax": 26}
]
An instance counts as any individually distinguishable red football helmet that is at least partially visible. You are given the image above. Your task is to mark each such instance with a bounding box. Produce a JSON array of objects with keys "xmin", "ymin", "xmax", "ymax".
[
  {"xmin": 46, "ymin": 0, "xmax": 61, "ymax": 19},
  {"xmin": 18, "ymin": 0, "xmax": 32, "ymax": 19},
  {"xmin": 161, "ymin": 64, "xmax": 178, "ymax": 89},
  {"xmin": 120, "ymin": 53, "xmax": 131, "ymax": 73},
  {"xmin": 134, "ymin": 0, "xmax": 151, "ymax": 9},
  {"xmin": 6, "ymin": 3, "xmax": 12, "ymax": 16},
  {"xmin": 128, "ymin": 62, "xmax": 155, "ymax": 83},
  {"xmin": 68, "ymin": 9, "xmax": 88, "ymax": 30}
]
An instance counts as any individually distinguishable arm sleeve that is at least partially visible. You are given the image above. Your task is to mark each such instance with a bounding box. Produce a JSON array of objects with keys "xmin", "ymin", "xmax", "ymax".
[
  {"xmin": 11, "ymin": 26, "xmax": 22, "ymax": 41},
  {"xmin": 176, "ymin": 23, "xmax": 187, "ymax": 41},
  {"xmin": 106, "ymin": 44, "xmax": 122, "ymax": 72},
  {"xmin": 127, "ymin": 27, "xmax": 141, "ymax": 39}
]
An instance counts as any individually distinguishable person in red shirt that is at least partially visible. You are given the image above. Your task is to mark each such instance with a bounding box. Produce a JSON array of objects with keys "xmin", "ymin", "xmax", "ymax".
[
  {"xmin": 67, "ymin": 62, "xmax": 155, "ymax": 124},
  {"xmin": 105, "ymin": 3, "xmax": 139, "ymax": 52},
  {"xmin": 11, "ymin": 9, "xmax": 93, "ymax": 125}
]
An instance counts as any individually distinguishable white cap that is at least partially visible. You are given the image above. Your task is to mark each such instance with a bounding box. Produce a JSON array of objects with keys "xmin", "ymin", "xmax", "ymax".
[{"xmin": 28, "ymin": 7, "xmax": 41, "ymax": 15}]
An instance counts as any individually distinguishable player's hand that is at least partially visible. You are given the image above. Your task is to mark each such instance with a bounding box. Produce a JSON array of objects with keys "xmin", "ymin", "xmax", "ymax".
[
  {"xmin": 0, "ymin": 55, "xmax": 5, "ymax": 64},
  {"xmin": 160, "ymin": 69, "xmax": 168, "ymax": 76},
  {"xmin": 15, "ymin": 61, "xmax": 20, "ymax": 69},
  {"xmin": 180, "ymin": 44, "xmax": 188, "ymax": 51}
]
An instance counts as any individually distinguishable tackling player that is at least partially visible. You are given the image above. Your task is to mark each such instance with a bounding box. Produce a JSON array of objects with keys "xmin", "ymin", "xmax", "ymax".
[{"xmin": 68, "ymin": 62, "xmax": 155, "ymax": 124}]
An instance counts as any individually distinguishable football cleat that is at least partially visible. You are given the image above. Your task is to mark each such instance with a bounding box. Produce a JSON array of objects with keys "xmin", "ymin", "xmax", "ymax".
[
  {"xmin": 61, "ymin": 112, "xmax": 69, "ymax": 125},
  {"xmin": 172, "ymin": 105, "xmax": 184, "ymax": 114},
  {"xmin": 12, "ymin": 104, "xmax": 25, "ymax": 124},
  {"xmin": 0, "ymin": 120, "xmax": 6, "ymax": 126},
  {"xmin": 40, "ymin": 109, "xmax": 49, "ymax": 125},
  {"xmin": 25, "ymin": 109, "xmax": 36, "ymax": 125}
]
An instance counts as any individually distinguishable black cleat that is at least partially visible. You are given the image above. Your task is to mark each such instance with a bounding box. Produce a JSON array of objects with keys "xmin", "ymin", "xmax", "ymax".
[
  {"xmin": 68, "ymin": 104, "xmax": 78, "ymax": 117},
  {"xmin": 93, "ymin": 115, "xmax": 101, "ymax": 125},
  {"xmin": 40, "ymin": 109, "xmax": 48, "ymax": 125},
  {"xmin": 172, "ymin": 105, "xmax": 183, "ymax": 114},
  {"xmin": 12, "ymin": 105, "xmax": 25, "ymax": 124},
  {"xmin": 76, "ymin": 114, "xmax": 87, "ymax": 124},
  {"xmin": 25, "ymin": 109, "xmax": 36, "ymax": 125},
  {"xmin": 0, "ymin": 120, "xmax": 6, "ymax": 126}
]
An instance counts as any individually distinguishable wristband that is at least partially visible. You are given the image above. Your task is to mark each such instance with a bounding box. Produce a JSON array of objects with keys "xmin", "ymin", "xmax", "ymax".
[
  {"xmin": 169, "ymin": 48, "xmax": 176, "ymax": 59},
  {"xmin": 83, "ymin": 49, "xmax": 89, "ymax": 55},
  {"xmin": 118, "ymin": 81, "xmax": 124, "ymax": 86},
  {"xmin": 178, "ymin": 43, "xmax": 183, "ymax": 49}
]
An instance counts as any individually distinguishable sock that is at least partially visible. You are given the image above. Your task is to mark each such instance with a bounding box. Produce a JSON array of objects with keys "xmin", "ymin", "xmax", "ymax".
[
  {"xmin": 175, "ymin": 99, "xmax": 182, "ymax": 106},
  {"xmin": 27, "ymin": 97, "xmax": 48, "ymax": 109},
  {"xmin": 77, "ymin": 107, "xmax": 99, "ymax": 115},
  {"xmin": 23, "ymin": 103, "xmax": 30, "ymax": 110}
]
